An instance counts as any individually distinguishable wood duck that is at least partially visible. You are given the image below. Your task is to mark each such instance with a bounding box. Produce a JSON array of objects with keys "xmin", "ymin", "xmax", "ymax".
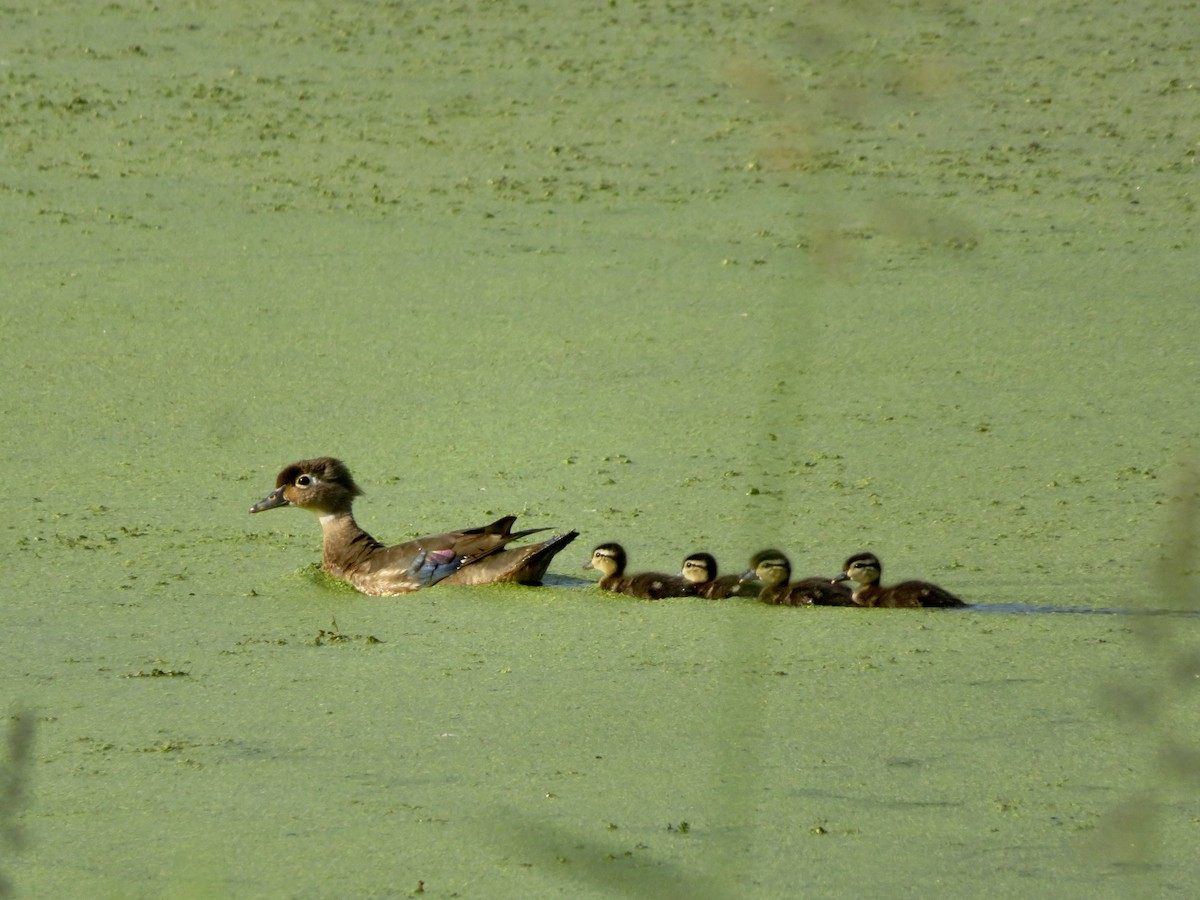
[
  {"xmin": 740, "ymin": 549, "xmax": 854, "ymax": 606},
  {"xmin": 249, "ymin": 457, "xmax": 578, "ymax": 596},
  {"xmin": 833, "ymin": 552, "xmax": 966, "ymax": 608},
  {"xmin": 584, "ymin": 543, "xmax": 697, "ymax": 599},
  {"xmin": 680, "ymin": 552, "xmax": 759, "ymax": 599}
]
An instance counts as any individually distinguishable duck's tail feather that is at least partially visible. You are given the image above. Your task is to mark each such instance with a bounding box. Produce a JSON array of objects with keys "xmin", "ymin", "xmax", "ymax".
[{"xmin": 512, "ymin": 531, "xmax": 580, "ymax": 585}]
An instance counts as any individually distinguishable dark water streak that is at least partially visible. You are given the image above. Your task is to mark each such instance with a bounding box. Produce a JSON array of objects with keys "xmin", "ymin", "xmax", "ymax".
[{"xmin": 965, "ymin": 603, "xmax": 1200, "ymax": 618}]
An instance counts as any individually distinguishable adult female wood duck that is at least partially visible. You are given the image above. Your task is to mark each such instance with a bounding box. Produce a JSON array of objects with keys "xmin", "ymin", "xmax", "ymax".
[
  {"xmin": 833, "ymin": 552, "xmax": 967, "ymax": 608},
  {"xmin": 584, "ymin": 543, "xmax": 697, "ymax": 599},
  {"xmin": 249, "ymin": 457, "xmax": 578, "ymax": 596},
  {"xmin": 680, "ymin": 552, "xmax": 759, "ymax": 599},
  {"xmin": 740, "ymin": 549, "xmax": 854, "ymax": 606}
]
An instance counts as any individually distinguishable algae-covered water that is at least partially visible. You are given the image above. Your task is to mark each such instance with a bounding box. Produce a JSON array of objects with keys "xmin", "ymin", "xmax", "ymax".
[{"xmin": 3, "ymin": 1, "xmax": 1199, "ymax": 897}]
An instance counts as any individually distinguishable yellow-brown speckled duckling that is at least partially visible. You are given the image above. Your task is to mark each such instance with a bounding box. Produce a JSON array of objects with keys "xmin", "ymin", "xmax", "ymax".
[
  {"xmin": 833, "ymin": 552, "xmax": 966, "ymax": 608},
  {"xmin": 741, "ymin": 549, "xmax": 854, "ymax": 607},
  {"xmin": 680, "ymin": 552, "xmax": 759, "ymax": 599},
  {"xmin": 249, "ymin": 456, "xmax": 577, "ymax": 595},
  {"xmin": 584, "ymin": 543, "xmax": 697, "ymax": 599}
]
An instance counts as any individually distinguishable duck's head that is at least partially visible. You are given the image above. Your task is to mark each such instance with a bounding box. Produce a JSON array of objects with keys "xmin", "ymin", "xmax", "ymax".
[
  {"xmin": 584, "ymin": 543, "xmax": 626, "ymax": 577},
  {"xmin": 741, "ymin": 549, "xmax": 791, "ymax": 587},
  {"xmin": 681, "ymin": 552, "xmax": 717, "ymax": 584},
  {"xmin": 834, "ymin": 552, "xmax": 881, "ymax": 586},
  {"xmin": 249, "ymin": 457, "xmax": 363, "ymax": 516}
]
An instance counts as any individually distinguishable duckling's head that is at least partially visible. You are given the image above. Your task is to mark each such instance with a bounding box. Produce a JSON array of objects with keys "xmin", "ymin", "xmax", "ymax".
[
  {"xmin": 249, "ymin": 457, "xmax": 363, "ymax": 516},
  {"xmin": 742, "ymin": 549, "xmax": 791, "ymax": 587},
  {"xmin": 584, "ymin": 543, "xmax": 627, "ymax": 577},
  {"xmin": 837, "ymin": 552, "xmax": 882, "ymax": 586},
  {"xmin": 681, "ymin": 552, "xmax": 717, "ymax": 584}
]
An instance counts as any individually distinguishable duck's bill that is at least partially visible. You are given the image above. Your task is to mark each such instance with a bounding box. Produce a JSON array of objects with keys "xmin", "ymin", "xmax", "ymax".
[
  {"xmin": 831, "ymin": 573, "xmax": 850, "ymax": 584},
  {"xmin": 249, "ymin": 488, "xmax": 289, "ymax": 513}
]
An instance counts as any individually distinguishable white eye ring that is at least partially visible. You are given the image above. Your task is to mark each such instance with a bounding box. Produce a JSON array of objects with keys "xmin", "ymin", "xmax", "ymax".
[{"xmin": 296, "ymin": 475, "xmax": 314, "ymax": 487}]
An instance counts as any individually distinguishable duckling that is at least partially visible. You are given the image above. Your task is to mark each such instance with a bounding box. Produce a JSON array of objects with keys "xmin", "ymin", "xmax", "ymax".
[
  {"xmin": 584, "ymin": 543, "xmax": 697, "ymax": 599},
  {"xmin": 833, "ymin": 552, "xmax": 966, "ymax": 608},
  {"xmin": 680, "ymin": 552, "xmax": 759, "ymax": 599},
  {"xmin": 740, "ymin": 549, "xmax": 854, "ymax": 607},
  {"xmin": 249, "ymin": 456, "xmax": 577, "ymax": 595}
]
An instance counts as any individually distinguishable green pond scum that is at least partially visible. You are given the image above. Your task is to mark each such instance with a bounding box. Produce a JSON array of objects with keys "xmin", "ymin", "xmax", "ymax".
[{"xmin": 3, "ymin": 1, "xmax": 1198, "ymax": 897}]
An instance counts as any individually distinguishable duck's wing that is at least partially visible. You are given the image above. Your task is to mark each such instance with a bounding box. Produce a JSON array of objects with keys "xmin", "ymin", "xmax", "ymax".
[
  {"xmin": 701, "ymin": 574, "xmax": 758, "ymax": 599},
  {"xmin": 361, "ymin": 515, "xmax": 549, "ymax": 569},
  {"xmin": 408, "ymin": 515, "xmax": 550, "ymax": 560},
  {"xmin": 441, "ymin": 531, "xmax": 580, "ymax": 586},
  {"xmin": 808, "ymin": 578, "xmax": 856, "ymax": 606},
  {"xmin": 893, "ymin": 580, "xmax": 967, "ymax": 608},
  {"xmin": 343, "ymin": 547, "xmax": 470, "ymax": 596},
  {"xmin": 610, "ymin": 572, "xmax": 697, "ymax": 600},
  {"xmin": 407, "ymin": 548, "xmax": 470, "ymax": 587},
  {"xmin": 774, "ymin": 577, "xmax": 855, "ymax": 607}
]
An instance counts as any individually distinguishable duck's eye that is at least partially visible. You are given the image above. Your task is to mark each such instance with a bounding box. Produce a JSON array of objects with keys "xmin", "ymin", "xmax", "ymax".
[{"xmin": 295, "ymin": 475, "xmax": 313, "ymax": 487}]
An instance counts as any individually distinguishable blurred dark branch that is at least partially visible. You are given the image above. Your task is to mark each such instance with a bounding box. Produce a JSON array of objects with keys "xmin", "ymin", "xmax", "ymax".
[{"xmin": 0, "ymin": 709, "xmax": 36, "ymax": 898}]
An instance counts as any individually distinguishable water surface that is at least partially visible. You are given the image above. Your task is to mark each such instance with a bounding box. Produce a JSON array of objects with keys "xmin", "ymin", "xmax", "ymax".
[{"xmin": 4, "ymin": 2, "xmax": 1198, "ymax": 897}]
